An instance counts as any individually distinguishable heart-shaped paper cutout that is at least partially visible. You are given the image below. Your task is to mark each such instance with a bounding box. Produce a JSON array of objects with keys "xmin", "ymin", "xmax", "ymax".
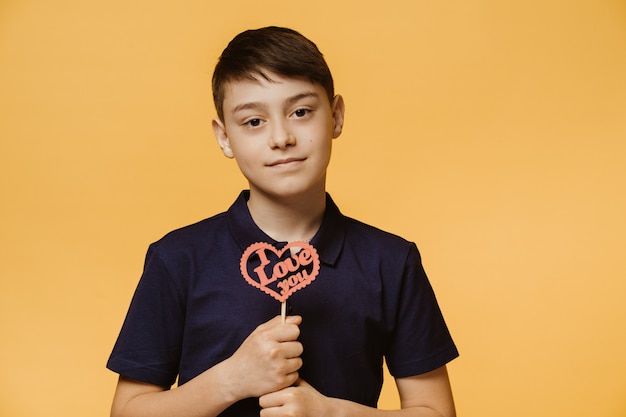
[{"xmin": 240, "ymin": 241, "xmax": 320, "ymax": 302}]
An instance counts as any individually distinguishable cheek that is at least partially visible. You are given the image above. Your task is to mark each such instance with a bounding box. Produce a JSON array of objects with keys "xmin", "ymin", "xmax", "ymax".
[
  {"xmin": 233, "ymin": 157, "xmax": 257, "ymax": 183},
  {"xmin": 230, "ymin": 144, "xmax": 258, "ymax": 170},
  {"xmin": 300, "ymin": 122, "xmax": 332, "ymax": 145}
]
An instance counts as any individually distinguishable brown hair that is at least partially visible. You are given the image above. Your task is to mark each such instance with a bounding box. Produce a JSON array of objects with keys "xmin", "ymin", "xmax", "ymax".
[{"xmin": 212, "ymin": 26, "xmax": 335, "ymax": 121}]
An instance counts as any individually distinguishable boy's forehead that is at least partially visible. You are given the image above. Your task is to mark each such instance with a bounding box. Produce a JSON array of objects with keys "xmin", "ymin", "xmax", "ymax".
[
  {"xmin": 222, "ymin": 73, "xmax": 324, "ymax": 109},
  {"xmin": 224, "ymin": 71, "xmax": 310, "ymax": 92}
]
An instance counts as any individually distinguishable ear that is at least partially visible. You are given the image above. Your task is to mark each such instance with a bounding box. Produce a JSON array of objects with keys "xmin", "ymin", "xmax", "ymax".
[
  {"xmin": 212, "ymin": 118, "xmax": 235, "ymax": 159},
  {"xmin": 331, "ymin": 95, "xmax": 345, "ymax": 139}
]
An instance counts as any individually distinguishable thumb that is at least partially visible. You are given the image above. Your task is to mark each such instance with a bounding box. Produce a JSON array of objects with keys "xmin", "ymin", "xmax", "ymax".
[{"xmin": 285, "ymin": 315, "xmax": 302, "ymax": 325}]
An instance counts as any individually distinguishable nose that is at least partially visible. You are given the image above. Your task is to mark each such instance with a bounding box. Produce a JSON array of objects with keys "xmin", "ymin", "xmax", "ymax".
[{"xmin": 268, "ymin": 119, "xmax": 296, "ymax": 149}]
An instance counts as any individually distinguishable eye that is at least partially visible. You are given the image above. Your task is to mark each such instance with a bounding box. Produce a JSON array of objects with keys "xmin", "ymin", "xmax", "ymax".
[
  {"xmin": 292, "ymin": 108, "xmax": 310, "ymax": 118},
  {"xmin": 244, "ymin": 118, "xmax": 263, "ymax": 128}
]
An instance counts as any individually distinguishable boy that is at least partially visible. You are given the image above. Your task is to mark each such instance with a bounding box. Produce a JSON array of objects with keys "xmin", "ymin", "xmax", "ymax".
[{"xmin": 107, "ymin": 26, "xmax": 458, "ymax": 417}]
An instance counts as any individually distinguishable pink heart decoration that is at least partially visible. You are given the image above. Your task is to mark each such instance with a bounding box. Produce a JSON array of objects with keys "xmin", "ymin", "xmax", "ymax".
[{"xmin": 240, "ymin": 241, "xmax": 320, "ymax": 302}]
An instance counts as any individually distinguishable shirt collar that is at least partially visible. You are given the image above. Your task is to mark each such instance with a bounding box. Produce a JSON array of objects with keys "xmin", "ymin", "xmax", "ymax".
[{"xmin": 227, "ymin": 190, "xmax": 345, "ymax": 266}]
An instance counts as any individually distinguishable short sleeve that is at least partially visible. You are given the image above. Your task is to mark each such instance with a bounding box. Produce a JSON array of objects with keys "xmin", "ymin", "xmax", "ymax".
[
  {"xmin": 384, "ymin": 243, "xmax": 458, "ymax": 378},
  {"xmin": 106, "ymin": 243, "xmax": 186, "ymax": 387}
]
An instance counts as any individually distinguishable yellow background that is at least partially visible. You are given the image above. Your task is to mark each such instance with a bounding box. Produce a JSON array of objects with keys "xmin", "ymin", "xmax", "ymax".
[{"xmin": 1, "ymin": 1, "xmax": 625, "ymax": 416}]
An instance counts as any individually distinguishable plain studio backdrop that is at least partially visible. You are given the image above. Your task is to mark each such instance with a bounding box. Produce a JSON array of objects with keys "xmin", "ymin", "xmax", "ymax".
[{"xmin": 1, "ymin": 1, "xmax": 625, "ymax": 416}]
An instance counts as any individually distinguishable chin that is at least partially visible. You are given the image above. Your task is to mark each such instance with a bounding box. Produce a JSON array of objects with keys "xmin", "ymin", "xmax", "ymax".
[{"xmin": 258, "ymin": 182, "xmax": 324, "ymax": 200}]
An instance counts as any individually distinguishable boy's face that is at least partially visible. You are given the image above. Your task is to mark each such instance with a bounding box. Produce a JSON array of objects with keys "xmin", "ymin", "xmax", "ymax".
[{"xmin": 212, "ymin": 72, "xmax": 344, "ymax": 201}]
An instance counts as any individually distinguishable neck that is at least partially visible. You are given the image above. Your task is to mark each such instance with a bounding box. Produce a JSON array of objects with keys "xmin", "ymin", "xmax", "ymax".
[{"xmin": 247, "ymin": 188, "xmax": 326, "ymax": 243}]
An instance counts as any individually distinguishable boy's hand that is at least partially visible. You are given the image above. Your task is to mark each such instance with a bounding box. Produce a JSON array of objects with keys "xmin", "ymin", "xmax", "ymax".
[
  {"xmin": 225, "ymin": 315, "xmax": 303, "ymax": 400},
  {"xmin": 259, "ymin": 378, "xmax": 327, "ymax": 417}
]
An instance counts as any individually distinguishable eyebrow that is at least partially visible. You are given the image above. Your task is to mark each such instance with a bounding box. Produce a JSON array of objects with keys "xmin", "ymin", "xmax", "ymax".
[
  {"xmin": 285, "ymin": 91, "xmax": 319, "ymax": 106},
  {"xmin": 231, "ymin": 91, "xmax": 320, "ymax": 114}
]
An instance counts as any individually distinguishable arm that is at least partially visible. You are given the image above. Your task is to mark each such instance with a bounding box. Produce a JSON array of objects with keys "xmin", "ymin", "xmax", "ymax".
[
  {"xmin": 110, "ymin": 315, "xmax": 303, "ymax": 417},
  {"xmin": 258, "ymin": 365, "xmax": 455, "ymax": 417}
]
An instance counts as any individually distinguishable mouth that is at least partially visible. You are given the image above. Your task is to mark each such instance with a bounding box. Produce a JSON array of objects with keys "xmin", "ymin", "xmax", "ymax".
[{"xmin": 267, "ymin": 157, "xmax": 306, "ymax": 167}]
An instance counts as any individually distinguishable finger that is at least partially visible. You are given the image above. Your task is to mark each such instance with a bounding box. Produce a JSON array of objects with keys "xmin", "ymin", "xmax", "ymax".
[
  {"xmin": 281, "ymin": 357, "xmax": 303, "ymax": 375},
  {"xmin": 253, "ymin": 317, "xmax": 300, "ymax": 343},
  {"xmin": 276, "ymin": 370, "xmax": 299, "ymax": 390},
  {"xmin": 282, "ymin": 341, "xmax": 304, "ymax": 358},
  {"xmin": 259, "ymin": 390, "xmax": 283, "ymax": 409},
  {"xmin": 274, "ymin": 328, "xmax": 300, "ymax": 344},
  {"xmin": 293, "ymin": 377, "xmax": 307, "ymax": 387},
  {"xmin": 259, "ymin": 384, "xmax": 298, "ymax": 409},
  {"xmin": 271, "ymin": 357, "xmax": 301, "ymax": 382},
  {"xmin": 262, "ymin": 315, "xmax": 302, "ymax": 328},
  {"xmin": 259, "ymin": 315, "xmax": 286, "ymax": 329}
]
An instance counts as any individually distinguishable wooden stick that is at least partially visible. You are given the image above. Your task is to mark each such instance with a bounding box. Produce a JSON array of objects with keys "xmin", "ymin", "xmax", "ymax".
[{"xmin": 281, "ymin": 300, "xmax": 287, "ymax": 324}]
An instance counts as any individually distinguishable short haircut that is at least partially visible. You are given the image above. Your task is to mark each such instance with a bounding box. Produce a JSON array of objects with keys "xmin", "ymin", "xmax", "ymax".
[{"xmin": 212, "ymin": 26, "xmax": 335, "ymax": 121}]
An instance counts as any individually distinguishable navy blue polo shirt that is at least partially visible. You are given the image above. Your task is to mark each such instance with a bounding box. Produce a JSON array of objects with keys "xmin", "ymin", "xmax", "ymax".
[{"xmin": 107, "ymin": 191, "xmax": 458, "ymax": 415}]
